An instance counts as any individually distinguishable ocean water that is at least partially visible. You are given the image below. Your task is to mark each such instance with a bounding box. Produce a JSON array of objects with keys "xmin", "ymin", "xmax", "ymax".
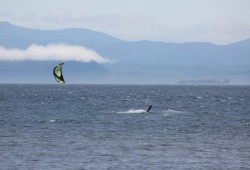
[{"xmin": 0, "ymin": 85, "xmax": 249, "ymax": 170}]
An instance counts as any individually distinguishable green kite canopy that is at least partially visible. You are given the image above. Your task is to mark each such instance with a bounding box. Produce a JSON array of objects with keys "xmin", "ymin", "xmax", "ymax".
[{"xmin": 53, "ymin": 63, "xmax": 65, "ymax": 84}]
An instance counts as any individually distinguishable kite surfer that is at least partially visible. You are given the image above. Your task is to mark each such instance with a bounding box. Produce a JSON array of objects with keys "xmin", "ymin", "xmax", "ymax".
[{"xmin": 146, "ymin": 105, "xmax": 152, "ymax": 112}]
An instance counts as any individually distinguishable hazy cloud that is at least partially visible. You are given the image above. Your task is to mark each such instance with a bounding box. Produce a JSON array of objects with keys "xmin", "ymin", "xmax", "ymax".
[
  {"xmin": 1, "ymin": 0, "xmax": 250, "ymax": 44},
  {"xmin": 0, "ymin": 44, "xmax": 109, "ymax": 63},
  {"xmin": 41, "ymin": 11, "xmax": 250, "ymax": 44}
]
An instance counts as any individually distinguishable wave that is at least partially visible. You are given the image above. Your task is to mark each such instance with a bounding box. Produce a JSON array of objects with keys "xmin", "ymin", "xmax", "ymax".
[
  {"xmin": 164, "ymin": 109, "xmax": 182, "ymax": 113},
  {"xmin": 117, "ymin": 109, "xmax": 183, "ymax": 114},
  {"xmin": 117, "ymin": 109, "xmax": 146, "ymax": 114},
  {"xmin": 49, "ymin": 119, "xmax": 56, "ymax": 123}
]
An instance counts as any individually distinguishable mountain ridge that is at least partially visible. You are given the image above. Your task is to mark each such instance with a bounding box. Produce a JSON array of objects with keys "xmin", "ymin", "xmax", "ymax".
[{"xmin": 0, "ymin": 21, "xmax": 249, "ymax": 84}]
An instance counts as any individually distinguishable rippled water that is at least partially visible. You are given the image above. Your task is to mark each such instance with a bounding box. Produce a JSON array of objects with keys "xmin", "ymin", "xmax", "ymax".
[{"xmin": 0, "ymin": 85, "xmax": 249, "ymax": 169}]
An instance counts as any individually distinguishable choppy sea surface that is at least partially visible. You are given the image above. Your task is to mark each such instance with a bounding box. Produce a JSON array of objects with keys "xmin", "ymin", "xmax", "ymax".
[{"xmin": 0, "ymin": 84, "xmax": 249, "ymax": 170}]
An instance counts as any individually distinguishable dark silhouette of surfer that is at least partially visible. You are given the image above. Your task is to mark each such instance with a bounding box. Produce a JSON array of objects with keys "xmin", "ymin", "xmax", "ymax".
[{"xmin": 146, "ymin": 105, "xmax": 152, "ymax": 112}]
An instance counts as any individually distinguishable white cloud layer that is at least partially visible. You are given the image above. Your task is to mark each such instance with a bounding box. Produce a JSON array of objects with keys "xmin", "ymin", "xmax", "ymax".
[{"xmin": 0, "ymin": 44, "xmax": 108, "ymax": 63}]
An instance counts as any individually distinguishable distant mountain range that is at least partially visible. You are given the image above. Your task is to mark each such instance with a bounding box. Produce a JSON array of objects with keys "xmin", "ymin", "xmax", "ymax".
[{"xmin": 0, "ymin": 21, "xmax": 249, "ymax": 84}]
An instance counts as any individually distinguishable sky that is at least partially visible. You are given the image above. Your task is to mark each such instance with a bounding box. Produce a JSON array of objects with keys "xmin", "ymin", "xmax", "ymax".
[{"xmin": 1, "ymin": 0, "xmax": 250, "ymax": 44}]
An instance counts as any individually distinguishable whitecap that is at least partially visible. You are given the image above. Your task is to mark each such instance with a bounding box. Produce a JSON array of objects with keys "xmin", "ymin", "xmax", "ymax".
[
  {"xmin": 162, "ymin": 109, "xmax": 183, "ymax": 114},
  {"xmin": 117, "ymin": 109, "xmax": 146, "ymax": 114}
]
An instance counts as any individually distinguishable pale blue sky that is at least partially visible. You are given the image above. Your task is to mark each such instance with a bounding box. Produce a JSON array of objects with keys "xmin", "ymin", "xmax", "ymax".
[{"xmin": 1, "ymin": 0, "xmax": 250, "ymax": 44}]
